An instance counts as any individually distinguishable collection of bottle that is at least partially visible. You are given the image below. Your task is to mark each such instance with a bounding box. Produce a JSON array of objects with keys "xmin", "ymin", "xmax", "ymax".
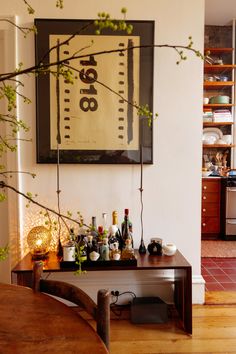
[{"xmin": 63, "ymin": 209, "xmax": 136, "ymax": 262}]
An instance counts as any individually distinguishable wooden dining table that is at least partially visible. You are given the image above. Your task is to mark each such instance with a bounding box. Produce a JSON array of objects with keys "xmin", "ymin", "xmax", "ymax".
[{"xmin": 0, "ymin": 283, "xmax": 108, "ymax": 354}]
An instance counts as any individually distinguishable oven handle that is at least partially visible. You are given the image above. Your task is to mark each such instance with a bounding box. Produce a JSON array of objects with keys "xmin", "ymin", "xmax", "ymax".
[
  {"xmin": 226, "ymin": 220, "xmax": 236, "ymax": 225},
  {"xmin": 227, "ymin": 187, "xmax": 236, "ymax": 192}
]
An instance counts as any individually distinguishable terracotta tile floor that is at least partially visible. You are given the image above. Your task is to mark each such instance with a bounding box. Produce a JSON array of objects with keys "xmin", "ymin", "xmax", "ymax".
[{"xmin": 202, "ymin": 257, "xmax": 236, "ymax": 291}]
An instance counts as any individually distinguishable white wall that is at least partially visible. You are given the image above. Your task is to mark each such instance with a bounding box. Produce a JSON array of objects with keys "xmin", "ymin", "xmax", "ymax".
[
  {"xmin": 0, "ymin": 18, "xmax": 19, "ymax": 283},
  {"xmin": 0, "ymin": 31, "xmax": 10, "ymax": 283},
  {"xmin": 205, "ymin": 0, "xmax": 236, "ymax": 25},
  {"xmin": 0, "ymin": 0, "xmax": 205, "ymax": 302}
]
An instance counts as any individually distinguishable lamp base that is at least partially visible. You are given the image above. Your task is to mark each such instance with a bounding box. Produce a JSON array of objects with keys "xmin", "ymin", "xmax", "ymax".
[{"xmin": 31, "ymin": 252, "xmax": 49, "ymax": 260}]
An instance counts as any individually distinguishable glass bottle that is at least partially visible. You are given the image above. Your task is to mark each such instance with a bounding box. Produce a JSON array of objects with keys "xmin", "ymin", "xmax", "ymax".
[
  {"xmin": 98, "ymin": 225, "xmax": 104, "ymax": 242},
  {"xmin": 110, "ymin": 211, "xmax": 123, "ymax": 250},
  {"xmin": 121, "ymin": 212, "xmax": 133, "ymax": 249},
  {"xmin": 87, "ymin": 234, "xmax": 93, "ymax": 257},
  {"xmin": 69, "ymin": 228, "xmax": 76, "ymax": 242},
  {"xmin": 89, "ymin": 239, "xmax": 100, "ymax": 261},
  {"xmin": 108, "ymin": 225, "xmax": 119, "ymax": 250},
  {"xmin": 90, "ymin": 216, "xmax": 98, "ymax": 240},
  {"xmin": 76, "ymin": 235, "xmax": 87, "ymax": 263},
  {"xmin": 110, "ymin": 242, "xmax": 121, "ymax": 260},
  {"xmin": 121, "ymin": 239, "xmax": 135, "ymax": 260},
  {"xmin": 63, "ymin": 228, "xmax": 76, "ymax": 262},
  {"xmin": 78, "ymin": 219, "xmax": 87, "ymax": 243},
  {"xmin": 100, "ymin": 237, "xmax": 110, "ymax": 261},
  {"xmin": 102, "ymin": 212, "xmax": 108, "ymax": 237},
  {"xmin": 121, "ymin": 209, "xmax": 133, "ymax": 234}
]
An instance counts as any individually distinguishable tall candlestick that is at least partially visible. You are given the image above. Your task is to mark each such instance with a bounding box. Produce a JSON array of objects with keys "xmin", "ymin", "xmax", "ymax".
[{"xmin": 139, "ymin": 143, "xmax": 146, "ymax": 254}]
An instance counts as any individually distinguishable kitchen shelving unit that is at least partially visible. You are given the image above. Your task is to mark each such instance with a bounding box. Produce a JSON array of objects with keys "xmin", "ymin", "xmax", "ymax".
[
  {"xmin": 201, "ymin": 24, "xmax": 236, "ymax": 240},
  {"xmin": 203, "ymin": 44, "xmax": 235, "ymax": 168}
]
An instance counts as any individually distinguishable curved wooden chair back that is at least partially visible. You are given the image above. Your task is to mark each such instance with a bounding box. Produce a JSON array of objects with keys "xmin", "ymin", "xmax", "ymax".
[{"xmin": 32, "ymin": 261, "xmax": 110, "ymax": 351}]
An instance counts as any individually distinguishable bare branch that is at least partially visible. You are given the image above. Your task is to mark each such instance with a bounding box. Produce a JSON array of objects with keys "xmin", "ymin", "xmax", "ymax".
[
  {"xmin": 39, "ymin": 20, "xmax": 94, "ymax": 64},
  {"xmin": 0, "ymin": 18, "xmax": 34, "ymax": 36},
  {"xmin": 22, "ymin": 0, "xmax": 35, "ymax": 14},
  {"xmin": 0, "ymin": 42, "xmax": 202, "ymax": 83},
  {"xmin": 0, "ymin": 181, "xmax": 88, "ymax": 228},
  {"xmin": 0, "ymin": 170, "xmax": 36, "ymax": 178}
]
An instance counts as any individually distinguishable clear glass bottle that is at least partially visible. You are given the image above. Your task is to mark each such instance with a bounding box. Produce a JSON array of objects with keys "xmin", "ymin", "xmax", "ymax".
[
  {"xmin": 110, "ymin": 242, "xmax": 121, "ymax": 260},
  {"xmin": 102, "ymin": 212, "xmax": 108, "ymax": 237},
  {"xmin": 78, "ymin": 219, "xmax": 87, "ymax": 242},
  {"xmin": 121, "ymin": 239, "xmax": 135, "ymax": 260},
  {"xmin": 100, "ymin": 237, "xmax": 110, "ymax": 261},
  {"xmin": 63, "ymin": 228, "xmax": 76, "ymax": 261}
]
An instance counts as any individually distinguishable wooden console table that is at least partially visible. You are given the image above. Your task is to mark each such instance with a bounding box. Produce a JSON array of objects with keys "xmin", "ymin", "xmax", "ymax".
[{"xmin": 12, "ymin": 250, "xmax": 192, "ymax": 334}]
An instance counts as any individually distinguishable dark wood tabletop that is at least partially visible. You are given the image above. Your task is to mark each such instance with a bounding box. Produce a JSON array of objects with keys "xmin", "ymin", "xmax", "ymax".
[
  {"xmin": 0, "ymin": 283, "xmax": 108, "ymax": 354},
  {"xmin": 12, "ymin": 250, "xmax": 191, "ymax": 273}
]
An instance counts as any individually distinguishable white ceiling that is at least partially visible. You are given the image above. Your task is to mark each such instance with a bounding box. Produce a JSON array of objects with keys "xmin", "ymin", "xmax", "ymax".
[{"xmin": 205, "ymin": 0, "xmax": 236, "ymax": 25}]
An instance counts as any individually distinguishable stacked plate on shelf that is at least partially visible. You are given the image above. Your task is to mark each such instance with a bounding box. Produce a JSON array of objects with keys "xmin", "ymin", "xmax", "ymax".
[
  {"xmin": 202, "ymin": 127, "xmax": 230, "ymax": 145},
  {"xmin": 213, "ymin": 109, "xmax": 233, "ymax": 122}
]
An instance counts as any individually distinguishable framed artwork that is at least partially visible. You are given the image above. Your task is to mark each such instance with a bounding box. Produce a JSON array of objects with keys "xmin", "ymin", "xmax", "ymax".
[{"xmin": 35, "ymin": 19, "xmax": 154, "ymax": 164}]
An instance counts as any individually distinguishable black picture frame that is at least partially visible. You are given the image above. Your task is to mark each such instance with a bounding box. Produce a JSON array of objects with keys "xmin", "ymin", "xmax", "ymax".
[{"xmin": 35, "ymin": 18, "xmax": 154, "ymax": 164}]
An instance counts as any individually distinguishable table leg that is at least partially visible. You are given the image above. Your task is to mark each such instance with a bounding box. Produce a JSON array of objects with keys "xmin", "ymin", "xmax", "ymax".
[
  {"xmin": 174, "ymin": 267, "xmax": 192, "ymax": 334},
  {"xmin": 12, "ymin": 272, "xmax": 33, "ymax": 287}
]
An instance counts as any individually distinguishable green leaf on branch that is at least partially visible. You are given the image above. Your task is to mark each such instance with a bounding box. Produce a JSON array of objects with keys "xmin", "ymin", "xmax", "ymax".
[
  {"xmin": 56, "ymin": 0, "xmax": 64, "ymax": 9},
  {"xmin": 26, "ymin": 192, "xmax": 33, "ymax": 199},
  {"xmin": 0, "ymin": 85, "xmax": 16, "ymax": 111},
  {"xmin": 0, "ymin": 245, "xmax": 8, "ymax": 261},
  {"xmin": 137, "ymin": 104, "xmax": 158, "ymax": 126},
  {"xmin": 94, "ymin": 8, "xmax": 133, "ymax": 35},
  {"xmin": 0, "ymin": 193, "xmax": 6, "ymax": 202}
]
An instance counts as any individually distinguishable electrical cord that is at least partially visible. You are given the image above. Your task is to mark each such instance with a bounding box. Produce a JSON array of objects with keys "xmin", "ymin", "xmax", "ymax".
[{"xmin": 110, "ymin": 290, "xmax": 136, "ymax": 317}]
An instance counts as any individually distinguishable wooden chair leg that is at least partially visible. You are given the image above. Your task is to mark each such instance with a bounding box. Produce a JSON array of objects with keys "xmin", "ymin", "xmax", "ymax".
[
  {"xmin": 97, "ymin": 289, "xmax": 110, "ymax": 351},
  {"xmin": 32, "ymin": 262, "xmax": 110, "ymax": 350}
]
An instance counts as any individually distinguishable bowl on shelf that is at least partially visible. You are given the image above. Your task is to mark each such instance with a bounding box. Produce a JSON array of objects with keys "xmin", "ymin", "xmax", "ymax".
[
  {"xmin": 222, "ymin": 135, "xmax": 232, "ymax": 144},
  {"xmin": 202, "ymin": 136, "xmax": 216, "ymax": 145},
  {"xmin": 219, "ymin": 76, "xmax": 228, "ymax": 82},
  {"xmin": 202, "ymin": 170, "xmax": 212, "ymax": 177},
  {"xmin": 215, "ymin": 138, "xmax": 227, "ymax": 145},
  {"xmin": 209, "ymin": 95, "xmax": 230, "ymax": 104}
]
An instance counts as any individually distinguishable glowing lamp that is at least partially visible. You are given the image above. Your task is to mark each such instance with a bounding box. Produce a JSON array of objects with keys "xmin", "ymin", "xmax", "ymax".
[{"xmin": 27, "ymin": 226, "xmax": 51, "ymax": 259}]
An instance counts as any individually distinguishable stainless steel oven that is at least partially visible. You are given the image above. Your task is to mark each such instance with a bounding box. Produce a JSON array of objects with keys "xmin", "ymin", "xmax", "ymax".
[
  {"xmin": 225, "ymin": 186, "xmax": 236, "ymax": 235},
  {"xmin": 222, "ymin": 177, "xmax": 236, "ymax": 239}
]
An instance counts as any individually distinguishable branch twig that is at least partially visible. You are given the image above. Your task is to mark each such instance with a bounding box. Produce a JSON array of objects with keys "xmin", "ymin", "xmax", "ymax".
[{"xmin": 0, "ymin": 181, "xmax": 87, "ymax": 227}]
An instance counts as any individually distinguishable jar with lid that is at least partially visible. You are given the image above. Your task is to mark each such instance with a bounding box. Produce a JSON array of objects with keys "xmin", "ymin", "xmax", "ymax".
[{"xmin": 147, "ymin": 238, "xmax": 162, "ymax": 256}]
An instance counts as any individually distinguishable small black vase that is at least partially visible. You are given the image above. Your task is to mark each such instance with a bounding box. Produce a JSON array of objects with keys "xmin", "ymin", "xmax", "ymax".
[
  {"xmin": 147, "ymin": 238, "xmax": 162, "ymax": 256},
  {"xmin": 138, "ymin": 239, "xmax": 146, "ymax": 254}
]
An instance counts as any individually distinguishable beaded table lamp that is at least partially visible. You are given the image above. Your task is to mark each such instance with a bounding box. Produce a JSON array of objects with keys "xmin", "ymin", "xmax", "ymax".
[{"xmin": 27, "ymin": 226, "xmax": 51, "ymax": 259}]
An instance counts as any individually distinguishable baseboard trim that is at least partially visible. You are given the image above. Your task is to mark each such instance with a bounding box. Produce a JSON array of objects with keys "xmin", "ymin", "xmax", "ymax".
[{"xmin": 49, "ymin": 271, "xmax": 206, "ymax": 304}]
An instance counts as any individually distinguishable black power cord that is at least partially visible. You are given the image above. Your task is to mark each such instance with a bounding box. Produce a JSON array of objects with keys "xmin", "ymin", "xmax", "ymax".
[{"xmin": 110, "ymin": 290, "xmax": 136, "ymax": 317}]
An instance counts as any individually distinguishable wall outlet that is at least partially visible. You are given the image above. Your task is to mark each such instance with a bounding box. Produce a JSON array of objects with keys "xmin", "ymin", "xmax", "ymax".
[{"xmin": 111, "ymin": 290, "xmax": 120, "ymax": 296}]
